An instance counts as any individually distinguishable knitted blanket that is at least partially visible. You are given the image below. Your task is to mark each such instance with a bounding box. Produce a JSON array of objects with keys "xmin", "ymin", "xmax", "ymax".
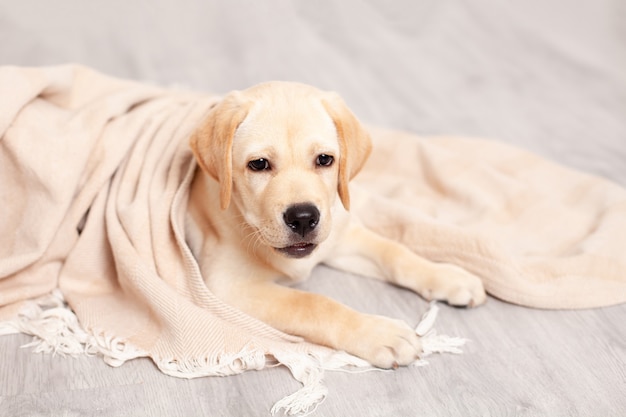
[{"xmin": 2, "ymin": 65, "xmax": 625, "ymax": 413}]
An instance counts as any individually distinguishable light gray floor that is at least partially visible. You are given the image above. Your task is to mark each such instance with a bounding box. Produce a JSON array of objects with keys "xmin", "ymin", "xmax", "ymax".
[
  {"xmin": 1, "ymin": 0, "xmax": 625, "ymax": 416},
  {"xmin": 2, "ymin": 270, "xmax": 626, "ymax": 416}
]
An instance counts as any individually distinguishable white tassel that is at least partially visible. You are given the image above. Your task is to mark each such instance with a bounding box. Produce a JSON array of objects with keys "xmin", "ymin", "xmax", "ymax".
[
  {"xmin": 415, "ymin": 301, "xmax": 440, "ymax": 336},
  {"xmin": 422, "ymin": 332, "xmax": 466, "ymax": 355},
  {"xmin": 270, "ymin": 350, "xmax": 329, "ymax": 416},
  {"xmin": 156, "ymin": 346, "xmax": 267, "ymax": 378},
  {"xmin": 414, "ymin": 301, "xmax": 468, "ymax": 363},
  {"xmin": 86, "ymin": 332, "xmax": 148, "ymax": 367},
  {"xmin": 270, "ymin": 380, "xmax": 327, "ymax": 417},
  {"xmin": 7, "ymin": 290, "xmax": 89, "ymax": 356},
  {"xmin": 0, "ymin": 290, "xmax": 148, "ymax": 365},
  {"xmin": 269, "ymin": 303, "xmax": 469, "ymax": 414},
  {"xmin": 1, "ymin": 291, "xmax": 469, "ymax": 417}
]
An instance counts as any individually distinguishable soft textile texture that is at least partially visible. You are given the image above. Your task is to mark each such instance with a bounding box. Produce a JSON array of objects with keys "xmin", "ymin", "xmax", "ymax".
[
  {"xmin": 0, "ymin": 65, "xmax": 310, "ymax": 368},
  {"xmin": 352, "ymin": 129, "xmax": 626, "ymax": 309},
  {"xmin": 1, "ymin": 65, "xmax": 625, "ymax": 391}
]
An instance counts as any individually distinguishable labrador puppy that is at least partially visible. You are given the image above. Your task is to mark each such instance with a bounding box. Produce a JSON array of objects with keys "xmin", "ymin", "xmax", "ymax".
[{"xmin": 186, "ymin": 82, "xmax": 486, "ymax": 368}]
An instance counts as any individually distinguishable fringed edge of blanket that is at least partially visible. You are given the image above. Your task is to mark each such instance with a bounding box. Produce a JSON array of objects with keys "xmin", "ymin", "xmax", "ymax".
[
  {"xmin": 0, "ymin": 292, "xmax": 468, "ymax": 416},
  {"xmin": 0, "ymin": 290, "xmax": 148, "ymax": 365}
]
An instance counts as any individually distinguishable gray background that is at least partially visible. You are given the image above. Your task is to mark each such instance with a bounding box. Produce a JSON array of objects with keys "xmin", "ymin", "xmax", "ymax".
[{"xmin": 1, "ymin": 1, "xmax": 625, "ymax": 416}]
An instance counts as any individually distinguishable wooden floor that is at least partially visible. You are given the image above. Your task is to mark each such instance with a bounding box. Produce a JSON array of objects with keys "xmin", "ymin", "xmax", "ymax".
[
  {"xmin": 1, "ymin": 0, "xmax": 625, "ymax": 415},
  {"xmin": 1, "ymin": 267, "xmax": 625, "ymax": 416}
]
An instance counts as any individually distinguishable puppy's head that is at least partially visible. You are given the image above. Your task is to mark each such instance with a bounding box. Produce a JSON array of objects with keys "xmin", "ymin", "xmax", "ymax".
[{"xmin": 190, "ymin": 82, "xmax": 371, "ymax": 258}]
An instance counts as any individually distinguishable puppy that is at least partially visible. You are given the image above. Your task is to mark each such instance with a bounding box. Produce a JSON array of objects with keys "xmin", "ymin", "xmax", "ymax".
[{"xmin": 186, "ymin": 82, "xmax": 486, "ymax": 368}]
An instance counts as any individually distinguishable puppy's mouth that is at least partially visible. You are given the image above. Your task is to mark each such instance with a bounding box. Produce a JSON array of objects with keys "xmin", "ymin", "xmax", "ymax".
[{"xmin": 276, "ymin": 242, "xmax": 317, "ymax": 258}]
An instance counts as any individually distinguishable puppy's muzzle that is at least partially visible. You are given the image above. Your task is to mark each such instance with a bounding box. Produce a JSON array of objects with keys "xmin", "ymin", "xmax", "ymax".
[
  {"xmin": 276, "ymin": 203, "xmax": 320, "ymax": 258},
  {"xmin": 283, "ymin": 203, "xmax": 320, "ymax": 238}
]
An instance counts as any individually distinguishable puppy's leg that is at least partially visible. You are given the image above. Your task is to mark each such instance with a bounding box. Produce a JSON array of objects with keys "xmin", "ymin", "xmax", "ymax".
[
  {"xmin": 326, "ymin": 223, "xmax": 486, "ymax": 307},
  {"xmin": 224, "ymin": 281, "xmax": 422, "ymax": 369}
]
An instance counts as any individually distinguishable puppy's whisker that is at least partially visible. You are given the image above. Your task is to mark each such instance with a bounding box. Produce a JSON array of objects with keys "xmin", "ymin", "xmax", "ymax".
[
  {"xmin": 245, "ymin": 230, "xmax": 262, "ymax": 255},
  {"xmin": 242, "ymin": 224, "xmax": 270, "ymax": 256}
]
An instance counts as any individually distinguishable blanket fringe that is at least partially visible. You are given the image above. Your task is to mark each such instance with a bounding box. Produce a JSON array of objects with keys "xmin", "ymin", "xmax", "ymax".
[
  {"xmin": 0, "ymin": 290, "xmax": 88, "ymax": 356},
  {"xmin": 0, "ymin": 290, "xmax": 147, "ymax": 364},
  {"xmin": 270, "ymin": 302, "xmax": 468, "ymax": 415},
  {"xmin": 156, "ymin": 346, "xmax": 267, "ymax": 378},
  {"xmin": 1, "ymin": 294, "xmax": 467, "ymax": 416},
  {"xmin": 270, "ymin": 350, "xmax": 329, "ymax": 416},
  {"xmin": 412, "ymin": 302, "xmax": 468, "ymax": 367}
]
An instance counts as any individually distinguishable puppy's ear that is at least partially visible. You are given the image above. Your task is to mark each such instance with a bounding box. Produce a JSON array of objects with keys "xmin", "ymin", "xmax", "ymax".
[
  {"xmin": 322, "ymin": 93, "xmax": 372, "ymax": 210},
  {"xmin": 190, "ymin": 92, "xmax": 251, "ymax": 210}
]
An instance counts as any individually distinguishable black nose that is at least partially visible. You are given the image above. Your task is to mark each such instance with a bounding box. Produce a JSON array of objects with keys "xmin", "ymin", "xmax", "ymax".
[{"xmin": 283, "ymin": 203, "xmax": 320, "ymax": 238}]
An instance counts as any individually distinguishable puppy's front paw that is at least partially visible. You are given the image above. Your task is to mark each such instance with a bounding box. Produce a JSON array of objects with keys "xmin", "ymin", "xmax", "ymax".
[
  {"xmin": 421, "ymin": 264, "xmax": 486, "ymax": 307},
  {"xmin": 345, "ymin": 315, "xmax": 422, "ymax": 369}
]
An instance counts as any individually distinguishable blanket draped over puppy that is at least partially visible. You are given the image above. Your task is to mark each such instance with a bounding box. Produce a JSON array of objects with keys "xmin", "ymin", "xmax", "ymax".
[{"xmin": 1, "ymin": 66, "xmax": 626, "ymax": 411}]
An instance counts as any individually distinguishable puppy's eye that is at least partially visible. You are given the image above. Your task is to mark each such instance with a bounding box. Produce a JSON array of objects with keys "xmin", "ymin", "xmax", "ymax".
[
  {"xmin": 247, "ymin": 158, "xmax": 271, "ymax": 171},
  {"xmin": 316, "ymin": 154, "xmax": 334, "ymax": 167}
]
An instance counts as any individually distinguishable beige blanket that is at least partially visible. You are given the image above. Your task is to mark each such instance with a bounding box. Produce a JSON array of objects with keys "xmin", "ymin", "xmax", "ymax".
[{"xmin": 1, "ymin": 65, "xmax": 626, "ymax": 411}]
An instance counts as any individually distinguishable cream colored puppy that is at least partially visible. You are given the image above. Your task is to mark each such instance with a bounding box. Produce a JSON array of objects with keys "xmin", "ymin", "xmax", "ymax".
[{"xmin": 186, "ymin": 82, "xmax": 486, "ymax": 368}]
